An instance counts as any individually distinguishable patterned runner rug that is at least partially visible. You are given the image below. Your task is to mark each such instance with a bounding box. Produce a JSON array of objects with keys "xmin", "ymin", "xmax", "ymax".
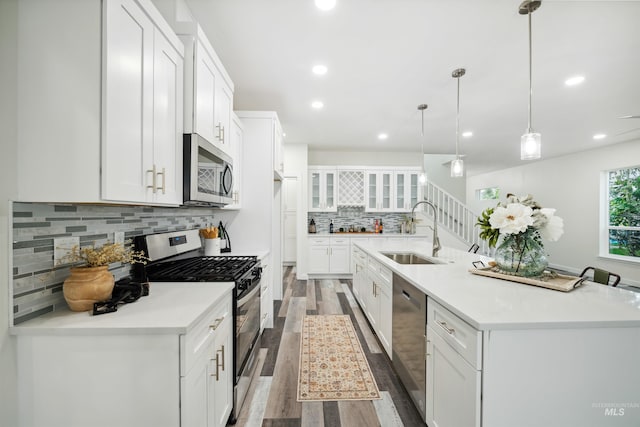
[{"xmin": 297, "ymin": 314, "xmax": 381, "ymax": 401}]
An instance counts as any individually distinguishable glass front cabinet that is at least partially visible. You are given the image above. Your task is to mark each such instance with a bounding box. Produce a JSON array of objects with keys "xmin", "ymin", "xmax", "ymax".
[
  {"xmin": 309, "ymin": 168, "xmax": 337, "ymax": 212},
  {"xmin": 395, "ymin": 171, "xmax": 421, "ymax": 212},
  {"xmin": 364, "ymin": 171, "xmax": 394, "ymax": 212}
]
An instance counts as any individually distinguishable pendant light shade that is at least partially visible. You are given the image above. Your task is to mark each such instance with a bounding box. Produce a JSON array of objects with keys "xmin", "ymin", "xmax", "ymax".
[
  {"xmin": 418, "ymin": 104, "xmax": 428, "ymax": 184},
  {"xmin": 451, "ymin": 68, "xmax": 465, "ymax": 178},
  {"xmin": 520, "ymin": 0, "xmax": 542, "ymax": 160}
]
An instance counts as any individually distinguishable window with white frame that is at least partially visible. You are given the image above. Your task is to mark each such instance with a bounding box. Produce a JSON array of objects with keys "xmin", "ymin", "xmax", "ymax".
[{"xmin": 603, "ymin": 166, "xmax": 640, "ymax": 261}]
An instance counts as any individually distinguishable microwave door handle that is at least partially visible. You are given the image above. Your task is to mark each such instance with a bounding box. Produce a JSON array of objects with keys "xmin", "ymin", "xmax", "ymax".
[{"xmin": 222, "ymin": 165, "xmax": 233, "ymax": 195}]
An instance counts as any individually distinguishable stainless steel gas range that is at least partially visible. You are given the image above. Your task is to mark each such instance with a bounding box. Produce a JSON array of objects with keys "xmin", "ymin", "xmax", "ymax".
[{"xmin": 134, "ymin": 229, "xmax": 262, "ymax": 424}]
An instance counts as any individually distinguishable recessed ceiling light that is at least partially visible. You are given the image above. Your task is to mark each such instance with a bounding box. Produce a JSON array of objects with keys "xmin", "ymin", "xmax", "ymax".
[
  {"xmin": 593, "ymin": 133, "xmax": 607, "ymax": 140},
  {"xmin": 565, "ymin": 75, "xmax": 585, "ymax": 86},
  {"xmin": 315, "ymin": 0, "xmax": 336, "ymax": 11},
  {"xmin": 378, "ymin": 133, "xmax": 388, "ymax": 140},
  {"xmin": 311, "ymin": 101, "xmax": 324, "ymax": 109},
  {"xmin": 312, "ymin": 64, "xmax": 328, "ymax": 75},
  {"xmin": 462, "ymin": 131, "xmax": 473, "ymax": 138}
]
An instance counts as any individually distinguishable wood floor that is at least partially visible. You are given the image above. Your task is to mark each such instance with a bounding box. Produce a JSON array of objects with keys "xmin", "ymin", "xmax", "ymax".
[{"xmin": 232, "ymin": 267, "xmax": 424, "ymax": 427}]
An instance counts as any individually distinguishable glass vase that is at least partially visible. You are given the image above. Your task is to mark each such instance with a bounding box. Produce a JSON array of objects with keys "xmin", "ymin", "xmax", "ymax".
[{"xmin": 494, "ymin": 232, "xmax": 548, "ymax": 277}]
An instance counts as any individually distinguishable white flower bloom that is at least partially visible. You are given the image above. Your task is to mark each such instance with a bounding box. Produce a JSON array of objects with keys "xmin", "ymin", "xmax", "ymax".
[
  {"xmin": 539, "ymin": 208, "xmax": 564, "ymax": 241},
  {"xmin": 489, "ymin": 203, "xmax": 534, "ymax": 235}
]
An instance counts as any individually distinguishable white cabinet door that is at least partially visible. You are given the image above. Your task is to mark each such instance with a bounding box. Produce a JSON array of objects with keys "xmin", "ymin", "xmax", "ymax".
[
  {"xmin": 102, "ymin": 0, "xmax": 182, "ymax": 205},
  {"xmin": 273, "ymin": 118, "xmax": 284, "ymax": 176},
  {"xmin": 426, "ymin": 325, "xmax": 481, "ymax": 427},
  {"xmin": 214, "ymin": 77, "xmax": 233, "ymax": 151},
  {"xmin": 395, "ymin": 170, "xmax": 421, "ymax": 211},
  {"xmin": 308, "ymin": 243, "xmax": 330, "ymax": 273},
  {"xmin": 329, "ymin": 244, "xmax": 350, "ymax": 273},
  {"xmin": 223, "ymin": 114, "xmax": 243, "ymax": 210},
  {"xmin": 102, "ymin": 0, "xmax": 154, "ymax": 203},
  {"xmin": 193, "ymin": 41, "xmax": 217, "ymax": 143},
  {"xmin": 211, "ymin": 315, "xmax": 233, "ymax": 427},
  {"xmin": 365, "ymin": 171, "xmax": 393, "ymax": 212},
  {"xmin": 152, "ymin": 28, "xmax": 183, "ymax": 205},
  {"xmin": 308, "ymin": 169, "xmax": 337, "ymax": 212}
]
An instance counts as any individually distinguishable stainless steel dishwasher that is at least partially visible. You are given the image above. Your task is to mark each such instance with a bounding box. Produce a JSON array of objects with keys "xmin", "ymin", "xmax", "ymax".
[{"xmin": 392, "ymin": 273, "xmax": 427, "ymax": 422}]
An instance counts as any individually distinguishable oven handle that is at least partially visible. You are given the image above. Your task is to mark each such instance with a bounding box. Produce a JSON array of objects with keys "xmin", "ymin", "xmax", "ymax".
[{"xmin": 237, "ymin": 280, "xmax": 261, "ymax": 306}]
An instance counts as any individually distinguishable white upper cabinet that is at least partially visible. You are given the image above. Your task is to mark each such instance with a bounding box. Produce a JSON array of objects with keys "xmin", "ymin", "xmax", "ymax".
[
  {"xmin": 16, "ymin": 0, "xmax": 183, "ymax": 205},
  {"xmin": 309, "ymin": 168, "xmax": 337, "ymax": 212},
  {"xmin": 222, "ymin": 113, "xmax": 243, "ymax": 210},
  {"xmin": 364, "ymin": 170, "xmax": 394, "ymax": 212},
  {"xmin": 177, "ymin": 23, "xmax": 234, "ymax": 155},
  {"xmin": 102, "ymin": 0, "xmax": 184, "ymax": 205},
  {"xmin": 394, "ymin": 170, "xmax": 421, "ymax": 212}
]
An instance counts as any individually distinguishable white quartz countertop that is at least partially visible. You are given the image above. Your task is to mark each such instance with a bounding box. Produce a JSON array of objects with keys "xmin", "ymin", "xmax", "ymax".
[
  {"xmin": 10, "ymin": 282, "xmax": 234, "ymax": 336},
  {"xmin": 309, "ymin": 232, "xmax": 427, "ymax": 237},
  {"xmin": 355, "ymin": 240, "xmax": 640, "ymax": 330}
]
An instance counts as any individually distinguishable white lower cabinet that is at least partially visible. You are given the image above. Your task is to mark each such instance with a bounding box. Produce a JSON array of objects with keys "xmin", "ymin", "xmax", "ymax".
[
  {"xmin": 426, "ymin": 299, "xmax": 482, "ymax": 427},
  {"xmin": 308, "ymin": 237, "xmax": 350, "ymax": 274},
  {"xmin": 351, "ymin": 246, "xmax": 393, "ymax": 358},
  {"xmin": 260, "ymin": 253, "xmax": 274, "ymax": 330},
  {"xmin": 16, "ymin": 291, "xmax": 233, "ymax": 427}
]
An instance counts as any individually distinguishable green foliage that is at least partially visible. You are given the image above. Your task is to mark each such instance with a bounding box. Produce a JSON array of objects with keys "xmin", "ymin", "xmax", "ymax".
[
  {"xmin": 477, "ymin": 207, "xmax": 500, "ymax": 248},
  {"xmin": 608, "ymin": 167, "xmax": 640, "ymax": 258}
]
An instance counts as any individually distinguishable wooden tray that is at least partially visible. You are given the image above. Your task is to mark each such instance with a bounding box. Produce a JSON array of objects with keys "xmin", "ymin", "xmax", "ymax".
[{"xmin": 469, "ymin": 267, "xmax": 585, "ymax": 292}]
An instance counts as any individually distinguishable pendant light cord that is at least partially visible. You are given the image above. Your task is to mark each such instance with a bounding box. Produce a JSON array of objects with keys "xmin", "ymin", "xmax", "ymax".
[
  {"xmin": 455, "ymin": 75, "xmax": 460, "ymax": 159},
  {"xmin": 527, "ymin": 7, "xmax": 533, "ymax": 133}
]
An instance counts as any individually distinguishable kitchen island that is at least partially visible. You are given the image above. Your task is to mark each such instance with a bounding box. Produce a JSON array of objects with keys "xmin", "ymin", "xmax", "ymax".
[{"xmin": 354, "ymin": 239, "xmax": 640, "ymax": 427}]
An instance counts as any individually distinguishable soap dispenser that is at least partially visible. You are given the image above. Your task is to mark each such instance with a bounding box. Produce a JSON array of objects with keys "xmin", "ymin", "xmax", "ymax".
[
  {"xmin": 309, "ymin": 218, "xmax": 316, "ymax": 233},
  {"xmin": 329, "ymin": 219, "xmax": 334, "ymax": 234}
]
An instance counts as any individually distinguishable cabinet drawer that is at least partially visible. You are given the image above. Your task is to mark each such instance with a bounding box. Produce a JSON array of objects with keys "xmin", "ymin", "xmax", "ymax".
[
  {"xmin": 330, "ymin": 237, "xmax": 350, "ymax": 246},
  {"xmin": 181, "ymin": 294, "xmax": 232, "ymax": 376},
  {"xmin": 308, "ymin": 237, "xmax": 330, "ymax": 245},
  {"xmin": 427, "ymin": 299, "xmax": 481, "ymax": 369}
]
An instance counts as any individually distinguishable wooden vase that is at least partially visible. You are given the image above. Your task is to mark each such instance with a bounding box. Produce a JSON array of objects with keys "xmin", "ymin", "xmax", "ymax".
[{"xmin": 63, "ymin": 266, "xmax": 115, "ymax": 312}]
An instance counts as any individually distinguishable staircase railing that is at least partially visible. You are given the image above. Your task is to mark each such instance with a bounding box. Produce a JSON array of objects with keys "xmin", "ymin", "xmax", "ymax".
[{"xmin": 421, "ymin": 181, "xmax": 490, "ymax": 255}]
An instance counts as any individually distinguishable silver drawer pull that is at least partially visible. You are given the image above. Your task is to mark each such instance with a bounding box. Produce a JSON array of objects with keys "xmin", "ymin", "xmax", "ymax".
[
  {"xmin": 209, "ymin": 316, "xmax": 225, "ymax": 331},
  {"xmin": 217, "ymin": 345, "xmax": 225, "ymax": 371},
  {"xmin": 210, "ymin": 353, "xmax": 220, "ymax": 380},
  {"xmin": 437, "ymin": 320, "xmax": 455, "ymax": 335}
]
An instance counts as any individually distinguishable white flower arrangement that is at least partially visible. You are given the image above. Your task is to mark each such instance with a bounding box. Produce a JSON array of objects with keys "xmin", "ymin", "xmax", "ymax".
[{"xmin": 477, "ymin": 194, "xmax": 564, "ymax": 248}]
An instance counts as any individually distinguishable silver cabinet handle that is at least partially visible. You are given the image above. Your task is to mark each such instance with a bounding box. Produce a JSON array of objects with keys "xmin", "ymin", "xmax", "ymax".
[
  {"xmin": 437, "ymin": 320, "xmax": 455, "ymax": 335},
  {"xmin": 218, "ymin": 344, "xmax": 225, "ymax": 372},
  {"xmin": 156, "ymin": 167, "xmax": 166, "ymax": 194},
  {"xmin": 216, "ymin": 122, "xmax": 223, "ymax": 141},
  {"xmin": 146, "ymin": 165, "xmax": 157, "ymax": 193},
  {"xmin": 211, "ymin": 353, "xmax": 220, "ymax": 380},
  {"xmin": 209, "ymin": 316, "xmax": 225, "ymax": 331}
]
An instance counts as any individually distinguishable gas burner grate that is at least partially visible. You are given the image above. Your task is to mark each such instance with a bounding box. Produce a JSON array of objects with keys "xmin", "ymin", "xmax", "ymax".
[{"xmin": 144, "ymin": 256, "xmax": 257, "ymax": 282}]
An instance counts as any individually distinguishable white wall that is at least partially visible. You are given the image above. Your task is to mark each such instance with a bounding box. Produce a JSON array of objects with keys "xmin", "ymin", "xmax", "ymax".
[
  {"xmin": 284, "ymin": 144, "xmax": 308, "ymax": 279},
  {"xmin": 467, "ymin": 141, "xmax": 640, "ymax": 285},
  {"xmin": 309, "ymin": 150, "xmax": 421, "ymax": 167},
  {"xmin": 424, "ymin": 154, "xmax": 466, "ymax": 201},
  {"xmin": 0, "ymin": 0, "xmax": 19, "ymax": 425}
]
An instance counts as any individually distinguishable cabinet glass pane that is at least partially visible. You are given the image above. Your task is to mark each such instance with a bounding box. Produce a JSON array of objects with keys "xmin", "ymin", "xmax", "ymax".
[
  {"xmin": 326, "ymin": 173, "xmax": 334, "ymax": 208},
  {"xmin": 368, "ymin": 174, "xmax": 377, "ymax": 209},
  {"xmin": 396, "ymin": 174, "xmax": 405, "ymax": 209},
  {"xmin": 410, "ymin": 173, "xmax": 418, "ymax": 205},
  {"xmin": 311, "ymin": 173, "xmax": 321, "ymax": 208},
  {"xmin": 382, "ymin": 173, "xmax": 391, "ymax": 209}
]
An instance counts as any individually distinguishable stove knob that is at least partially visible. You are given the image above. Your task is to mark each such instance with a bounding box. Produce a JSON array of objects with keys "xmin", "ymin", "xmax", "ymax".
[{"xmin": 238, "ymin": 279, "xmax": 249, "ymax": 291}]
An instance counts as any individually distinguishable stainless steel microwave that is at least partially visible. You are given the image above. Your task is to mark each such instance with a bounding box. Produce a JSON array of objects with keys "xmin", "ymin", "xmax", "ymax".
[{"xmin": 183, "ymin": 134, "xmax": 233, "ymax": 207}]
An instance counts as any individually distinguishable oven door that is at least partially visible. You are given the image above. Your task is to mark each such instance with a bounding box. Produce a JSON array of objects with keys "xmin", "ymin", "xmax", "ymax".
[{"xmin": 234, "ymin": 277, "xmax": 261, "ymax": 420}]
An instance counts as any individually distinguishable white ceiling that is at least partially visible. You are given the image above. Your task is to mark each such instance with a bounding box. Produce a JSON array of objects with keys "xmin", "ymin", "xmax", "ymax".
[{"xmin": 185, "ymin": 0, "xmax": 640, "ymax": 176}]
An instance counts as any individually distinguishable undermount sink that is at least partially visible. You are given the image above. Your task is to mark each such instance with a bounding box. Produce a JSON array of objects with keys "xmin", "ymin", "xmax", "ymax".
[{"xmin": 382, "ymin": 252, "xmax": 442, "ymax": 265}]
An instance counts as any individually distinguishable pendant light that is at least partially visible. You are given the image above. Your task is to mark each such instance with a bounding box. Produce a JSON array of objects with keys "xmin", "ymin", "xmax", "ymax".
[
  {"xmin": 520, "ymin": 0, "xmax": 542, "ymax": 160},
  {"xmin": 451, "ymin": 68, "xmax": 465, "ymax": 178},
  {"xmin": 417, "ymin": 104, "xmax": 428, "ymax": 184}
]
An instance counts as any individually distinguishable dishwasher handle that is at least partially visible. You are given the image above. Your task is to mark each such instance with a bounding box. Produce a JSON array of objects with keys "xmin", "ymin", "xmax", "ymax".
[{"xmin": 402, "ymin": 289, "xmax": 412, "ymax": 300}]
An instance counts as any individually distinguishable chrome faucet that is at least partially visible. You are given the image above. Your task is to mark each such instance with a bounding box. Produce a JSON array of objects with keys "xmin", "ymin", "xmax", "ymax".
[{"xmin": 411, "ymin": 200, "xmax": 441, "ymax": 257}]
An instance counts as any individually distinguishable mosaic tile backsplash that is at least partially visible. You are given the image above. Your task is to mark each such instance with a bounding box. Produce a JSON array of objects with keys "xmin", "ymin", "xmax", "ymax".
[
  {"xmin": 308, "ymin": 206, "xmax": 411, "ymax": 234},
  {"xmin": 11, "ymin": 202, "xmax": 219, "ymax": 325}
]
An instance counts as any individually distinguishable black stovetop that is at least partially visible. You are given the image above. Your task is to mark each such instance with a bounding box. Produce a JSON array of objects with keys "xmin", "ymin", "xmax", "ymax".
[{"xmin": 142, "ymin": 255, "xmax": 258, "ymax": 282}]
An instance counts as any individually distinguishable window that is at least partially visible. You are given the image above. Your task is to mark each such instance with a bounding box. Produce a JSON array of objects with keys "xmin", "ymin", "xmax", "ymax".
[
  {"xmin": 603, "ymin": 166, "xmax": 640, "ymax": 261},
  {"xmin": 476, "ymin": 187, "xmax": 500, "ymax": 200}
]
